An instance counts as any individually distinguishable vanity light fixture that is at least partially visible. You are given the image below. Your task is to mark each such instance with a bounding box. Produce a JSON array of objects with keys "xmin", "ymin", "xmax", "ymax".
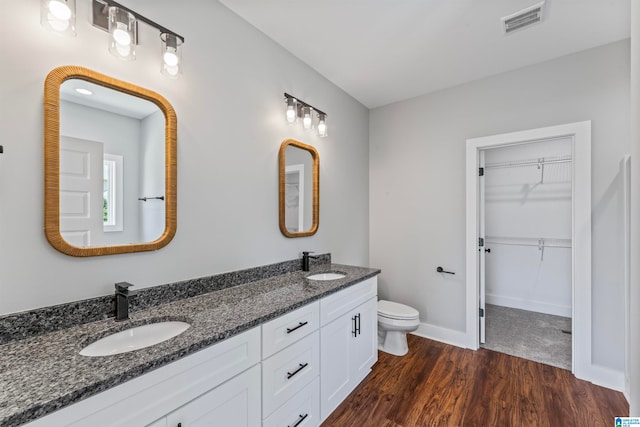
[
  {"xmin": 91, "ymin": 0, "xmax": 185, "ymax": 76},
  {"xmin": 283, "ymin": 93, "xmax": 328, "ymax": 138},
  {"xmin": 40, "ymin": 0, "xmax": 76, "ymax": 36}
]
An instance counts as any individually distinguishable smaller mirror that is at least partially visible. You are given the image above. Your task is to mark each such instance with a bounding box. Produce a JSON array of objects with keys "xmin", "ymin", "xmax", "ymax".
[{"xmin": 279, "ymin": 139, "xmax": 319, "ymax": 237}]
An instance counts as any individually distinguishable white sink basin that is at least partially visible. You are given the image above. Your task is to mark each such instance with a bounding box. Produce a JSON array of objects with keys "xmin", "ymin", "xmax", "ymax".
[
  {"xmin": 80, "ymin": 321, "xmax": 190, "ymax": 357},
  {"xmin": 306, "ymin": 272, "xmax": 346, "ymax": 281}
]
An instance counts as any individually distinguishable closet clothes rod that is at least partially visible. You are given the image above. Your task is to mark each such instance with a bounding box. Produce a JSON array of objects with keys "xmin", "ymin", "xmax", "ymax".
[
  {"xmin": 484, "ymin": 241, "xmax": 572, "ymax": 249},
  {"xmin": 484, "ymin": 236, "xmax": 572, "ymax": 249},
  {"xmin": 484, "ymin": 155, "xmax": 572, "ymax": 170}
]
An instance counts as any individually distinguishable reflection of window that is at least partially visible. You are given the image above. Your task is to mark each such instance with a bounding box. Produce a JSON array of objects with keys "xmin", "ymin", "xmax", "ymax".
[{"xmin": 103, "ymin": 154, "xmax": 123, "ymax": 232}]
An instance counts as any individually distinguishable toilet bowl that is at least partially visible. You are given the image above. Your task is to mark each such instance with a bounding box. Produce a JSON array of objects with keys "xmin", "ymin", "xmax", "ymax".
[{"xmin": 377, "ymin": 300, "xmax": 420, "ymax": 356}]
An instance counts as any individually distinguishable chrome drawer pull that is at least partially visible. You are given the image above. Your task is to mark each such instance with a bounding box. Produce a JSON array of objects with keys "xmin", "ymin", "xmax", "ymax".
[
  {"xmin": 286, "ymin": 321, "xmax": 309, "ymax": 334},
  {"xmin": 286, "ymin": 363, "xmax": 309, "ymax": 379},
  {"xmin": 289, "ymin": 413, "xmax": 309, "ymax": 427}
]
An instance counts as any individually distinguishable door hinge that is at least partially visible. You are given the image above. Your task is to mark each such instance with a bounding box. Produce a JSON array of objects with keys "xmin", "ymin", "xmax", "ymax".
[
  {"xmin": 479, "ymin": 167, "xmax": 484, "ymax": 176},
  {"xmin": 479, "ymin": 308, "xmax": 485, "ymax": 317},
  {"xmin": 479, "ymin": 237, "xmax": 484, "ymax": 247}
]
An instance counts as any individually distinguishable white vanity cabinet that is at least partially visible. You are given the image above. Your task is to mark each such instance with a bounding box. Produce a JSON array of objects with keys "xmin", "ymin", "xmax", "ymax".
[
  {"xmin": 261, "ymin": 302, "xmax": 321, "ymax": 427},
  {"xmin": 24, "ymin": 327, "xmax": 261, "ymax": 427},
  {"xmin": 21, "ymin": 276, "xmax": 379, "ymax": 427},
  {"xmin": 319, "ymin": 278, "xmax": 378, "ymax": 421}
]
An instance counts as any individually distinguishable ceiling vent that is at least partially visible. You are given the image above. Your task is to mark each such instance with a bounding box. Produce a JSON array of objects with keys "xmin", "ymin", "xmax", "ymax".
[{"xmin": 501, "ymin": 1, "xmax": 545, "ymax": 35}]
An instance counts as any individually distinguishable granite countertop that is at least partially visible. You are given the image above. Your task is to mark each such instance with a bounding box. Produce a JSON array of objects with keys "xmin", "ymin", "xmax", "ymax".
[{"xmin": 0, "ymin": 263, "xmax": 379, "ymax": 427}]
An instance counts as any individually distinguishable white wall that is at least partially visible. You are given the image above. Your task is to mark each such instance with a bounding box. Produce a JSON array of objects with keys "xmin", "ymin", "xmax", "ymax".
[
  {"xmin": 484, "ymin": 140, "xmax": 572, "ymax": 317},
  {"xmin": 629, "ymin": 1, "xmax": 640, "ymax": 415},
  {"xmin": 0, "ymin": 0, "xmax": 369, "ymax": 315},
  {"xmin": 370, "ymin": 40, "xmax": 629, "ymax": 373}
]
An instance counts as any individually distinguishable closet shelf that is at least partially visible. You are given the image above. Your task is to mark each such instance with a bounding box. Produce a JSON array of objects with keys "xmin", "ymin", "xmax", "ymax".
[{"xmin": 484, "ymin": 155, "xmax": 572, "ymax": 170}]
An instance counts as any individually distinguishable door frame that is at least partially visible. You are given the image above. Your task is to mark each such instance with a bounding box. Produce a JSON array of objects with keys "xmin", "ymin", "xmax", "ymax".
[{"xmin": 465, "ymin": 121, "xmax": 591, "ymax": 380}]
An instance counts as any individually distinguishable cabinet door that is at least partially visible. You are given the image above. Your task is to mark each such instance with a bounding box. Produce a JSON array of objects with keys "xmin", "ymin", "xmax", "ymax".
[
  {"xmin": 320, "ymin": 313, "xmax": 352, "ymax": 420},
  {"xmin": 350, "ymin": 296, "xmax": 378, "ymax": 383},
  {"xmin": 165, "ymin": 364, "xmax": 261, "ymax": 427}
]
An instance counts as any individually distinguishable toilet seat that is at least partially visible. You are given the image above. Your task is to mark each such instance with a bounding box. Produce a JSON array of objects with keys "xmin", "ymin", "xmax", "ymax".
[{"xmin": 378, "ymin": 300, "xmax": 419, "ymax": 320}]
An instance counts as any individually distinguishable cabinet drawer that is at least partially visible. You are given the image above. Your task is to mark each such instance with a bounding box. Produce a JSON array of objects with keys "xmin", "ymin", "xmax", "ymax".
[
  {"xmin": 262, "ymin": 331, "xmax": 320, "ymax": 417},
  {"xmin": 320, "ymin": 277, "xmax": 377, "ymax": 326},
  {"xmin": 262, "ymin": 301, "xmax": 319, "ymax": 358},
  {"xmin": 263, "ymin": 377, "xmax": 319, "ymax": 427}
]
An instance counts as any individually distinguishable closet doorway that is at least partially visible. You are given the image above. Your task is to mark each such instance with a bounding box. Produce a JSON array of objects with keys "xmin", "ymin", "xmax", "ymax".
[
  {"xmin": 465, "ymin": 121, "xmax": 592, "ymax": 379},
  {"xmin": 480, "ymin": 139, "xmax": 572, "ymax": 370}
]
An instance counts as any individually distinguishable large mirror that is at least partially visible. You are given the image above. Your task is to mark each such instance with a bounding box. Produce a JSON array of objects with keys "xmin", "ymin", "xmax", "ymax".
[
  {"xmin": 279, "ymin": 139, "xmax": 319, "ymax": 237},
  {"xmin": 44, "ymin": 66, "xmax": 177, "ymax": 256}
]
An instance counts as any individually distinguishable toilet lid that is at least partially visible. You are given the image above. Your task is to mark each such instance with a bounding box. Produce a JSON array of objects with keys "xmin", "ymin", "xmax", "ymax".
[{"xmin": 378, "ymin": 300, "xmax": 419, "ymax": 320}]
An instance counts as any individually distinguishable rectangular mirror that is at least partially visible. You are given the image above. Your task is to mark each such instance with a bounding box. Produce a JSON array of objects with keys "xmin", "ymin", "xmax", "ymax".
[
  {"xmin": 279, "ymin": 139, "xmax": 319, "ymax": 237},
  {"xmin": 44, "ymin": 66, "xmax": 177, "ymax": 256}
]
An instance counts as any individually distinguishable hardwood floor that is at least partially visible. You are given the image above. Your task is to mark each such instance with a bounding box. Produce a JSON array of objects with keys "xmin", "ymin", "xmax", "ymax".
[{"xmin": 322, "ymin": 335, "xmax": 628, "ymax": 426}]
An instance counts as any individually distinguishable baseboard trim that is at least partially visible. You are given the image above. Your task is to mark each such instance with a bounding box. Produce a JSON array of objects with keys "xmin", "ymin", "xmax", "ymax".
[
  {"xmin": 576, "ymin": 363, "xmax": 625, "ymax": 392},
  {"xmin": 412, "ymin": 323, "xmax": 469, "ymax": 349},
  {"xmin": 486, "ymin": 294, "xmax": 571, "ymax": 317}
]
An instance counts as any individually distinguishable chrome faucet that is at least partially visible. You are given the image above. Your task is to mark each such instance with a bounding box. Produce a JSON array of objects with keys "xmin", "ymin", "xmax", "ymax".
[
  {"xmin": 115, "ymin": 282, "xmax": 136, "ymax": 321},
  {"xmin": 302, "ymin": 251, "xmax": 319, "ymax": 272}
]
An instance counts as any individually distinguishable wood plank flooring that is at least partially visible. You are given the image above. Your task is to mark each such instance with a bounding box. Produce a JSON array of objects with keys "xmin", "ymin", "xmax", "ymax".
[{"xmin": 322, "ymin": 335, "xmax": 628, "ymax": 426}]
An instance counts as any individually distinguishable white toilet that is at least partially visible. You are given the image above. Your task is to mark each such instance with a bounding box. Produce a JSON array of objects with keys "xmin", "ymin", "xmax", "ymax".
[{"xmin": 377, "ymin": 300, "xmax": 420, "ymax": 356}]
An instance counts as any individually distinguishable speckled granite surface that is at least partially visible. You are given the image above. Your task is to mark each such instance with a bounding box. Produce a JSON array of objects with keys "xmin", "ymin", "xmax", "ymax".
[
  {"xmin": 0, "ymin": 262, "xmax": 379, "ymax": 427},
  {"xmin": 0, "ymin": 254, "xmax": 330, "ymax": 345}
]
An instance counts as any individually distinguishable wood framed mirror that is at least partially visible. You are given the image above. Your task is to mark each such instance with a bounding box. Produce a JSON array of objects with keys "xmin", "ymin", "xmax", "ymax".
[
  {"xmin": 279, "ymin": 139, "xmax": 319, "ymax": 237},
  {"xmin": 44, "ymin": 65, "xmax": 177, "ymax": 256}
]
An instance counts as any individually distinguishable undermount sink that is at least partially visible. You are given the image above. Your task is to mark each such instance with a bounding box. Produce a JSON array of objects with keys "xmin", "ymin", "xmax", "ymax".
[
  {"xmin": 80, "ymin": 321, "xmax": 190, "ymax": 357},
  {"xmin": 306, "ymin": 272, "xmax": 346, "ymax": 281}
]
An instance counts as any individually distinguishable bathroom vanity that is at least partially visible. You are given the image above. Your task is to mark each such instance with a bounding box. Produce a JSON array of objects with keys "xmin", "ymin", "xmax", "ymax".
[{"xmin": 1, "ymin": 259, "xmax": 379, "ymax": 427}]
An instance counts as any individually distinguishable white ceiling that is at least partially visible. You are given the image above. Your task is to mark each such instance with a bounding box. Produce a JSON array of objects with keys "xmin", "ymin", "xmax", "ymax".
[{"xmin": 218, "ymin": 0, "xmax": 630, "ymax": 108}]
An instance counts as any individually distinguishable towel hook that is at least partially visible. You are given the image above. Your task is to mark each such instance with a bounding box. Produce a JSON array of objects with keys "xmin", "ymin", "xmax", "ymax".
[{"xmin": 436, "ymin": 266, "xmax": 455, "ymax": 275}]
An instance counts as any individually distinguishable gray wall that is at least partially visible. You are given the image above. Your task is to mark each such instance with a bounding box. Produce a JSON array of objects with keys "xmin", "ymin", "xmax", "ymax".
[
  {"xmin": 629, "ymin": 2, "xmax": 640, "ymax": 414},
  {"xmin": 370, "ymin": 40, "xmax": 630, "ymax": 373},
  {"xmin": 0, "ymin": 0, "xmax": 369, "ymax": 315}
]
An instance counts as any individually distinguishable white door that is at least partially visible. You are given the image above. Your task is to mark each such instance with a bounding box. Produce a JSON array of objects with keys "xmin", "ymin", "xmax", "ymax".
[
  {"xmin": 479, "ymin": 150, "xmax": 486, "ymax": 344},
  {"xmin": 350, "ymin": 297, "xmax": 377, "ymax": 382},
  {"xmin": 59, "ymin": 136, "xmax": 104, "ymax": 247},
  {"xmin": 320, "ymin": 314, "xmax": 351, "ymax": 420},
  {"xmin": 165, "ymin": 364, "xmax": 261, "ymax": 427}
]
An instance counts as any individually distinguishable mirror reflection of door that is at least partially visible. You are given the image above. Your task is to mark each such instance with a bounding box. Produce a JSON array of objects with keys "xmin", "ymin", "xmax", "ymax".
[
  {"xmin": 59, "ymin": 79, "xmax": 165, "ymax": 247},
  {"xmin": 59, "ymin": 136, "xmax": 104, "ymax": 247},
  {"xmin": 284, "ymin": 145, "xmax": 313, "ymax": 233},
  {"xmin": 285, "ymin": 164, "xmax": 304, "ymax": 232}
]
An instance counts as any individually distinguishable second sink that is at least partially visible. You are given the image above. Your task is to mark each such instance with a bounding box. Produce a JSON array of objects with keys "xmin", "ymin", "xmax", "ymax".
[
  {"xmin": 80, "ymin": 321, "xmax": 191, "ymax": 357},
  {"xmin": 306, "ymin": 272, "xmax": 346, "ymax": 281}
]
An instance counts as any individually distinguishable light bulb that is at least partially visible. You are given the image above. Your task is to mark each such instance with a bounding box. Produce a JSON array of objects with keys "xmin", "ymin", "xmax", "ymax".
[
  {"xmin": 108, "ymin": 7, "xmax": 136, "ymax": 60},
  {"xmin": 75, "ymin": 88, "xmax": 93, "ymax": 95},
  {"xmin": 41, "ymin": 0, "xmax": 75, "ymax": 35},
  {"xmin": 48, "ymin": 0, "xmax": 71, "ymax": 20},
  {"xmin": 160, "ymin": 33, "xmax": 183, "ymax": 79},
  {"xmin": 303, "ymin": 107, "xmax": 312, "ymax": 130},
  {"xmin": 317, "ymin": 114, "xmax": 327, "ymax": 137},
  {"xmin": 113, "ymin": 23, "xmax": 131, "ymax": 46},
  {"xmin": 48, "ymin": 16, "xmax": 70, "ymax": 31},
  {"xmin": 163, "ymin": 50, "xmax": 179, "ymax": 67},
  {"xmin": 286, "ymin": 98, "xmax": 297, "ymax": 124}
]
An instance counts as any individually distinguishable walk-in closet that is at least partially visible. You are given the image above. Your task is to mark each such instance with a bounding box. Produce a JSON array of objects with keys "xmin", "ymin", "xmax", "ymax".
[{"xmin": 481, "ymin": 138, "xmax": 573, "ymax": 370}]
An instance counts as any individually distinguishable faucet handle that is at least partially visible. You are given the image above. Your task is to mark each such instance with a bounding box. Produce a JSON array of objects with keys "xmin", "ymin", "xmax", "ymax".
[
  {"xmin": 302, "ymin": 251, "xmax": 314, "ymax": 256},
  {"xmin": 115, "ymin": 282, "xmax": 134, "ymax": 293}
]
